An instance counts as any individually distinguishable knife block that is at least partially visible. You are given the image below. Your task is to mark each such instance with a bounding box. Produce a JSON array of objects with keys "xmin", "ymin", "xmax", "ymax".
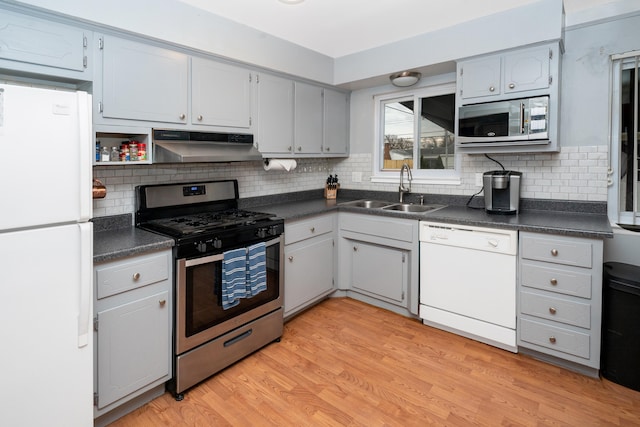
[{"xmin": 324, "ymin": 184, "xmax": 339, "ymax": 200}]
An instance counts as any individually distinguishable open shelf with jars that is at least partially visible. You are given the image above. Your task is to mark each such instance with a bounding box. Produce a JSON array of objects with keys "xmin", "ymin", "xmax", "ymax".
[{"xmin": 94, "ymin": 126, "xmax": 152, "ymax": 165}]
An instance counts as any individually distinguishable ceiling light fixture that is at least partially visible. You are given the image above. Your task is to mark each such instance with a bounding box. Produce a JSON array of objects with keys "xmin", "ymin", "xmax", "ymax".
[{"xmin": 390, "ymin": 71, "xmax": 422, "ymax": 87}]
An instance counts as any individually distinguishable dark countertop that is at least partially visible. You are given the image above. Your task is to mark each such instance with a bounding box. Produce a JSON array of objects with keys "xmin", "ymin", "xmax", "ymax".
[
  {"xmin": 93, "ymin": 215, "xmax": 174, "ymax": 263},
  {"xmin": 93, "ymin": 193, "xmax": 612, "ymax": 263},
  {"xmin": 256, "ymin": 197, "xmax": 613, "ymax": 239}
]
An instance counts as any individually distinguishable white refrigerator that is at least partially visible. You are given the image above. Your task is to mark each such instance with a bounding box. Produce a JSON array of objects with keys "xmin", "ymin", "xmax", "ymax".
[{"xmin": 0, "ymin": 83, "xmax": 93, "ymax": 426}]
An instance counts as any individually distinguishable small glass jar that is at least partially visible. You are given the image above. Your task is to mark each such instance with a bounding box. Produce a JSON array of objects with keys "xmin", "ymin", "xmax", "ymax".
[
  {"xmin": 109, "ymin": 147, "xmax": 119, "ymax": 162},
  {"xmin": 100, "ymin": 146, "xmax": 110, "ymax": 162},
  {"xmin": 129, "ymin": 142, "xmax": 139, "ymax": 161}
]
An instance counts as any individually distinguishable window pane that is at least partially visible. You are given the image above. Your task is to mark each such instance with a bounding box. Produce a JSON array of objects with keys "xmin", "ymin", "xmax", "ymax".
[
  {"xmin": 418, "ymin": 93, "xmax": 455, "ymax": 170},
  {"xmin": 382, "ymin": 100, "xmax": 414, "ymax": 170},
  {"xmin": 620, "ymin": 67, "xmax": 640, "ymax": 214}
]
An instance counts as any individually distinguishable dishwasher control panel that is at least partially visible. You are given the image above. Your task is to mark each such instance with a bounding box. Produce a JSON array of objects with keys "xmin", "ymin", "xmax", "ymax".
[{"xmin": 419, "ymin": 221, "xmax": 517, "ymax": 255}]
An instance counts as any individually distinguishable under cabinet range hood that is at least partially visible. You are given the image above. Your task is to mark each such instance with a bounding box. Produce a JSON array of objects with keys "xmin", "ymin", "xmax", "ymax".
[{"xmin": 152, "ymin": 129, "xmax": 262, "ymax": 163}]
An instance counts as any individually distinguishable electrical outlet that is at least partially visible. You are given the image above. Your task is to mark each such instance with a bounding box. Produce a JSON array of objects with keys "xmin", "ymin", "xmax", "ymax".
[
  {"xmin": 475, "ymin": 173, "xmax": 483, "ymax": 187},
  {"xmin": 352, "ymin": 171, "xmax": 362, "ymax": 183}
]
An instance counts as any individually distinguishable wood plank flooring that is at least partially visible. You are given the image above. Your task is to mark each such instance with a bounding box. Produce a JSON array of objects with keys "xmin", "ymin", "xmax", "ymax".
[{"xmin": 110, "ymin": 298, "xmax": 640, "ymax": 426}]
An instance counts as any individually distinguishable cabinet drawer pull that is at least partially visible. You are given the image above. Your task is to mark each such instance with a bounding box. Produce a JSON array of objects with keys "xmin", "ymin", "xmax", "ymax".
[
  {"xmin": 179, "ymin": 113, "xmax": 186, "ymax": 120},
  {"xmin": 508, "ymin": 83, "xmax": 515, "ymax": 89},
  {"xmin": 550, "ymin": 278, "xmax": 558, "ymax": 285},
  {"xmin": 489, "ymin": 86, "xmax": 495, "ymax": 92},
  {"xmin": 287, "ymin": 146, "xmax": 292, "ymax": 151},
  {"xmin": 551, "ymin": 249, "xmax": 558, "ymax": 256},
  {"xmin": 353, "ymin": 246, "xmax": 358, "ymax": 252},
  {"xmin": 288, "ymin": 256, "xmax": 294, "ymax": 262},
  {"xmin": 159, "ymin": 299, "xmax": 166, "ymax": 307},
  {"xmin": 549, "ymin": 336, "xmax": 557, "ymax": 344},
  {"xmin": 310, "ymin": 227, "xmax": 315, "ymax": 233},
  {"xmin": 549, "ymin": 307, "xmax": 557, "ymax": 315},
  {"xmin": 197, "ymin": 115, "xmax": 203, "ymax": 121},
  {"xmin": 297, "ymin": 146, "xmax": 302, "ymax": 151},
  {"xmin": 132, "ymin": 272, "xmax": 141, "ymax": 281}
]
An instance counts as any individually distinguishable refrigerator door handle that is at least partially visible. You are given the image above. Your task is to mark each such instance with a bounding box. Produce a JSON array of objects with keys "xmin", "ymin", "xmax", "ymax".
[
  {"xmin": 77, "ymin": 222, "xmax": 93, "ymax": 348},
  {"xmin": 78, "ymin": 92, "xmax": 93, "ymax": 221}
]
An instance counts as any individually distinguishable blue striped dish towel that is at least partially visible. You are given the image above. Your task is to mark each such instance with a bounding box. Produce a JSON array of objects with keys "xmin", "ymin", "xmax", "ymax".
[
  {"xmin": 246, "ymin": 242, "xmax": 267, "ymax": 297},
  {"xmin": 221, "ymin": 247, "xmax": 248, "ymax": 310}
]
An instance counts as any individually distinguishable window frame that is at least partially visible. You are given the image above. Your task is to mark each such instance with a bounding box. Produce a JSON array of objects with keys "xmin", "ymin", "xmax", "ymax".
[
  {"xmin": 609, "ymin": 51, "xmax": 640, "ymax": 226},
  {"xmin": 372, "ymin": 82, "xmax": 460, "ymax": 185}
]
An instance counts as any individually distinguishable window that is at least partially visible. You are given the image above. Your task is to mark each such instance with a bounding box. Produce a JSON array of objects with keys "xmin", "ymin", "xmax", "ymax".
[
  {"xmin": 610, "ymin": 52, "xmax": 640, "ymax": 227},
  {"xmin": 373, "ymin": 83, "xmax": 459, "ymax": 184}
]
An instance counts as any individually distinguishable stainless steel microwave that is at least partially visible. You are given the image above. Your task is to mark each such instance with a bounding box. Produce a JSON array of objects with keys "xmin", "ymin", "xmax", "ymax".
[{"xmin": 457, "ymin": 96, "xmax": 549, "ymax": 146}]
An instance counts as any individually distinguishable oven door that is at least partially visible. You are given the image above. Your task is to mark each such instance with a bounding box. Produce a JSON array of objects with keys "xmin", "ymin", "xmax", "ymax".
[{"xmin": 176, "ymin": 235, "xmax": 283, "ymax": 355}]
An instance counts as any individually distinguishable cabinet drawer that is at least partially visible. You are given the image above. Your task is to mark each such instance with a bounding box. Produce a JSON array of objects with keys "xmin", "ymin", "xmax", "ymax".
[
  {"xmin": 520, "ymin": 291, "xmax": 590, "ymax": 329},
  {"xmin": 340, "ymin": 214, "xmax": 415, "ymax": 243},
  {"xmin": 285, "ymin": 215, "xmax": 333, "ymax": 245},
  {"xmin": 520, "ymin": 318, "xmax": 590, "ymax": 359},
  {"xmin": 520, "ymin": 261, "xmax": 592, "ymax": 298},
  {"xmin": 96, "ymin": 252, "xmax": 170, "ymax": 299},
  {"xmin": 521, "ymin": 235, "xmax": 592, "ymax": 268}
]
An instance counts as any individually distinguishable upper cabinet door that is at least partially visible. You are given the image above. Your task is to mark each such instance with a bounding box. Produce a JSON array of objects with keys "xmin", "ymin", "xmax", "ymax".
[
  {"xmin": 459, "ymin": 56, "xmax": 502, "ymax": 100},
  {"xmin": 503, "ymin": 47, "xmax": 551, "ymax": 94},
  {"xmin": 294, "ymin": 82, "xmax": 323, "ymax": 154},
  {"xmin": 0, "ymin": 10, "xmax": 87, "ymax": 73},
  {"xmin": 101, "ymin": 36, "xmax": 188, "ymax": 124},
  {"xmin": 256, "ymin": 73, "xmax": 294, "ymax": 154},
  {"xmin": 323, "ymin": 88, "xmax": 349, "ymax": 155},
  {"xmin": 191, "ymin": 57, "xmax": 252, "ymax": 129}
]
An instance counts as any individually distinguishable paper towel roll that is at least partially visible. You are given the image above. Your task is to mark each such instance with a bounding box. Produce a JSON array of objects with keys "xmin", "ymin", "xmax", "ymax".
[{"xmin": 263, "ymin": 159, "xmax": 297, "ymax": 172}]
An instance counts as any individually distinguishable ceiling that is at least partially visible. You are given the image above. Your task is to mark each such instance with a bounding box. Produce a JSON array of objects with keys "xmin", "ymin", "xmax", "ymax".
[{"xmin": 177, "ymin": 0, "xmax": 621, "ymax": 58}]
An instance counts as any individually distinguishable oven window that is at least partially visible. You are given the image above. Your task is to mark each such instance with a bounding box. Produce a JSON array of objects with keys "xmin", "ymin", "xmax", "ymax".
[{"xmin": 185, "ymin": 243, "xmax": 280, "ymax": 337}]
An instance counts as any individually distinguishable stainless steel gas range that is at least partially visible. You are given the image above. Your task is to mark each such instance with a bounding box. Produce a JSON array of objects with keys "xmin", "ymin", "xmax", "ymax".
[{"xmin": 136, "ymin": 180, "xmax": 284, "ymax": 400}]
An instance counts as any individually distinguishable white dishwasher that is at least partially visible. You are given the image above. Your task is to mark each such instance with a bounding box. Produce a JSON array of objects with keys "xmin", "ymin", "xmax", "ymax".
[{"xmin": 419, "ymin": 221, "xmax": 518, "ymax": 352}]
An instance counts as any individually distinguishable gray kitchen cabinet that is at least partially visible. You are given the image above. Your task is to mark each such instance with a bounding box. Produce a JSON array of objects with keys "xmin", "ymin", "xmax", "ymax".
[
  {"xmin": 517, "ymin": 232, "xmax": 603, "ymax": 376},
  {"xmin": 256, "ymin": 73, "xmax": 295, "ymax": 155},
  {"xmin": 322, "ymin": 88, "xmax": 350, "ymax": 156},
  {"xmin": 96, "ymin": 35, "xmax": 189, "ymax": 125},
  {"xmin": 338, "ymin": 213, "xmax": 419, "ymax": 317},
  {"xmin": 294, "ymin": 81, "xmax": 324, "ymax": 154},
  {"xmin": 93, "ymin": 249, "xmax": 172, "ymax": 425},
  {"xmin": 0, "ymin": 8, "xmax": 91, "ymax": 81},
  {"xmin": 458, "ymin": 44, "xmax": 553, "ymax": 101},
  {"xmin": 191, "ymin": 57, "xmax": 253, "ymax": 129},
  {"xmin": 284, "ymin": 213, "xmax": 336, "ymax": 318}
]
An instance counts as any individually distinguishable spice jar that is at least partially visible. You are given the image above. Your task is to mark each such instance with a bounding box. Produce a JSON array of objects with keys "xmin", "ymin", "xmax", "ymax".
[
  {"xmin": 120, "ymin": 142, "xmax": 130, "ymax": 161},
  {"xmin": 138, "ymin": 143, "xmax": 147, "ymax": 161},
  {"xmin": 129, "ymin": 141, "xmax": 139, "ymax": 161}
]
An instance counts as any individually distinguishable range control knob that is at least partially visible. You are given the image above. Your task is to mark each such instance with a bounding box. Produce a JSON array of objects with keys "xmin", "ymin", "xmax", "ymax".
[
  {"xmin": 213, "ymin": 238, "xmax": 222, "ymax": 249},
  {"xmin": 256, "ymin": 228, "xmax": 268, "ymax": 239},
  {"xmin": 195, "ymin": 242, "xmax": 207, "ymax": 253},
  {"xmin": 268, "ymin": 225, "xmax": 279, "ymax": 236}
]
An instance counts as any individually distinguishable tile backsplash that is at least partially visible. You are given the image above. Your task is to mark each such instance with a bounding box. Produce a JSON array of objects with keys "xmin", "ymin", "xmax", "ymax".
[{"xmin": 93, "ymin": 145, "xmax": 608, "ymax": 218}]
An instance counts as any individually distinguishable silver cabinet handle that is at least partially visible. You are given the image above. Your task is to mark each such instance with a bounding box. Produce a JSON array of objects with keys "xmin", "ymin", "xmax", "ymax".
[
  {"xmin": 549, "ymin": 307, "xmax": 557, "ymax": 315},
  {"xmin": 287, "ymin": 146, "xmax": 292, "ymax": 151},
  {"xmin": 288, "ymin": 256, "xmax": 294, "ymax": 262},
  {"xmin": 297, "ymin": 146, "xmax": 302, "ymax": 151},
  {"xmin": 310, "ymin": 227, "xmax": 315, "ymax": 233},
  {"xmin": 508, "ymin": 83, "xmax": 515, "ymax": 89},
  {"xmin": 197, "ymin": 115, "xmax": 203, "ymax": 121},
  {"xmin": 489, "ymin": 86, "xmax": 495, "ymax": 92},
  {"xmin": 159, "ymin": 299, "xmax": 166, "ymax": 307},
  {"xmin": 551, "ymin": 249, "xmax": 558, "ymax": 256},
  {"xmin": 132, "ymin": 272, "xmax": 140, "ymax": 281},
  {"xmin": 325, "ymin": 147, "xmax": 331, "ymax": 152},
  {"xmin": 549, "ymin": 336, "xmax": 557, "ymax": 344},
  {"xmin": 179, "ymin": 113, "xmax": 186, "ymax": 120},
  {"xmin": 550, "ymin": 278, "xmax": 558, "ymax": 285},
  {"xmin": 353, "ymin": 246, "xmax": 358, "ymax": 252}
]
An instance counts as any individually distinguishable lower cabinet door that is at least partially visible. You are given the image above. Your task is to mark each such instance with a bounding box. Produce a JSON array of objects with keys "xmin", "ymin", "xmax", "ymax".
[
  {"xmin": 351, "ymin": 241, "xmax": 407, "ymax": 303},
  {"xmin": 284, "ymin": 235, "xmax": 334, "ymax": 315},
  {"xmin": 96, "ymin": 290, "xmax": 170, "ymax": 409}
]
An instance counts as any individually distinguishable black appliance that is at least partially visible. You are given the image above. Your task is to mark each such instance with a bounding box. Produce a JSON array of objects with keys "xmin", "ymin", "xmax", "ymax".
[
  {"xmin": 136, "ymin": 180, "xmax": 284, "ymax": 400},
  {"xmin": 483, "ymin": 170, "xmax": 522, "ymax": 214}
]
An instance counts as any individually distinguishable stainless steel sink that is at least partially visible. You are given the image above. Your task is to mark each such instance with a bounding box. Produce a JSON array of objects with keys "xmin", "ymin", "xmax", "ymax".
[
  {"xmin": 382, "ymin": 203, "xmax": 445, "ymax": 213},
  {"xmin": 339, "ymin": 199, "xmax": 394, "ymax": 209}
]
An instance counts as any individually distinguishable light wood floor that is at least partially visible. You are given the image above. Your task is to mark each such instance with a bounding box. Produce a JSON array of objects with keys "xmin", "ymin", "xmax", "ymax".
[{"xmin": 110, "ymin": 298, "xmax": 640, "ymax": 426}]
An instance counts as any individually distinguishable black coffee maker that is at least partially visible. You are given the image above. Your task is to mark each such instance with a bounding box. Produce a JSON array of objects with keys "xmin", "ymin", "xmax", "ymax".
[{"xmin": 483, "ymin": 170, "xmax": 522, "ymax": 214}]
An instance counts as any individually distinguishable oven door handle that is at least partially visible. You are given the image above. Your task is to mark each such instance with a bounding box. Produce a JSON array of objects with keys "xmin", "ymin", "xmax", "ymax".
[{"xmin": 185, "ymin": 253, "xmax": 224, "ymax": 267}]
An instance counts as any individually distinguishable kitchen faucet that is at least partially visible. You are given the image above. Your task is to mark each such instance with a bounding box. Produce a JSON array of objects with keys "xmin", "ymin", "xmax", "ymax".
[{"xmin": 399, "ymin": 162, "xmax": 412, "ymax": 203}]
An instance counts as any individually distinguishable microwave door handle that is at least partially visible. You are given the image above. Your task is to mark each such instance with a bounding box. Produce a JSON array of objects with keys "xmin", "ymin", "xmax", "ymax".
[{"xmin": 520, "ymin": 102, "xmax": 526, "ymax": 134}]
